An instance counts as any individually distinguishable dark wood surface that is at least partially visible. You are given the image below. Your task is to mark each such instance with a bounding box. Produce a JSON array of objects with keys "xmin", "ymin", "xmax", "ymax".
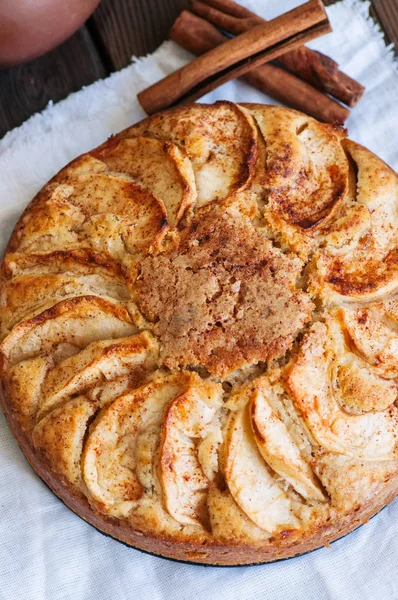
[
  {"xmin": 0, "ymin": 27, "xmax": 106, "ymax": 139},
  {"xmin": 90, "ymin": 0, "xmax": 191, "ymax": 70},
  {"xmin": 372, "ymin": 0, "xmax": 398, "ymax": 47},
  {"xmin": 0, "ymin": 0, "xmax": 396, "ymax": 138}
]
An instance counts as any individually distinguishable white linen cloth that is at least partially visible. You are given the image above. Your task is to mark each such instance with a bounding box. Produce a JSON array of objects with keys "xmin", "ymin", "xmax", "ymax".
[{"xmin": 1, "ymin": 1, "xmax": 398, "ymax": 598}]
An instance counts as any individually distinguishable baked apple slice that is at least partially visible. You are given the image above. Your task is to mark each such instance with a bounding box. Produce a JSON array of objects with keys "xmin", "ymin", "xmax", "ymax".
[
  {"xmin": 314, "ymin": 141, "xmax": 398, "ymax": 303},
  {"xmin": 37, "ymin": 331, "xmax": 158, "ymax": 419},
  {"xmin": 2, "ymin": 356, "xmax": 52, "ymax": 432},
  {"xmin": 335, "ymin": 353, "xmax": 397, "ymax": 413},
  {"xmin": 32, "ymin": 396, "xmax": 97, "ymax": 487},
  {"xmin": 159, "ymin": 380, "xmax": 223, "ymax": 526},
  {"xmin": 82, "ymin": 373, "xmax": 192, "ymax": 517},
  {"xmin": 288, "ymin": 322, "xmax": 398, "ymax": 461},
  {"xmin": 14, "ymin": 173, "xmax": 168, "ymax": 260},
  {"xmin": 124, "ymin": 101, "xmax": 257, "ymax": 208},
  {"xmin": 92, "ymin": 136, "xmax": 196, "ymax": 226},
  {"xmin": 224, "ymin": 404, "xmax": 300, "ymax": 533},
  {"xmin": 340, "ymin": 304, "xmax": 398, "ymax": 379},
  {"xmin": 248, "ymin": 105, "xmax": 348, "ymax": 231},
  {"xmin": 0, "ymin": 296, "xmax": 137, "ymax": 369},
  {"xmin": 0, "ymin": 269, "xmax": 130, "ymax": 336},
  {"xmin": 208, "ymin": 487, "xmax": 271, "ymax": 544},
  {"xmin": 250, "ymin": 387, "xmax": 325, "ymax": 502}
]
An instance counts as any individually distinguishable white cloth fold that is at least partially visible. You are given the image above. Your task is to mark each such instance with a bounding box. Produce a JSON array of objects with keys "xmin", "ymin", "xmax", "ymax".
[{"xmin": 0, "ymin": 1, "xmax": 398, "ymax": 598}]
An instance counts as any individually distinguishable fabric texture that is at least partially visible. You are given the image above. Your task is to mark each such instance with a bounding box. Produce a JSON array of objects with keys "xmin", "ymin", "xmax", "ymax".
[{"xmin": 1, "ymin": 1, "xmax": 398, "ymax": 598}]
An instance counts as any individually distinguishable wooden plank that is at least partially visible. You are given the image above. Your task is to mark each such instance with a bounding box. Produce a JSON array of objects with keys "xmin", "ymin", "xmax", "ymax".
[
  {"xmin": 0, "ymin": 0, "xmax": 395, "ymax": 138},
  {"xmin": 89, "ymin": 0, "xmax": 396, "ymax": 74},
  {"xmin": 0, "ymin": 26, "xmax": 107, "ymax": 139},
  {"xmin": 89, "ymin": 0, "xmax": 190, "ymax": 71},
  {"xmin": 372, "ymin": 0, "xmax": 398, "ymax": 49}
]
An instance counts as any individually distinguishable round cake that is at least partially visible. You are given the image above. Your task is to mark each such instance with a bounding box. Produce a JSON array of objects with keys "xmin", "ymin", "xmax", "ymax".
[{"xmin": 1, "ymin": 102, "xmax": 398, "ymax": 566}]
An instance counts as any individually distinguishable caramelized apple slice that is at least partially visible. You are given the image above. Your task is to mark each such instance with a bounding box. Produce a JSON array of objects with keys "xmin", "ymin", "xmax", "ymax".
[
  {"xmin": 224, "ymin": 404, "xmax": 300, "ymax": 533},
  {"xmin": 0, "ymin": 296, "xmax": 137, "ymax": 370},
  {"xmin": 92, "ymin": 136, "xmax": 196, "ymax": 226},
  {"xmin": 250, "ymin": 387, "xmax": 325, "ymax": 502},
  {"xmin": 159, "ymin": 380, "xmax": 223, "ymax": 526},
  {"xmin": 316, "ymin": 141, "xmax": 398, "ymax": 302},
  {"xmin": 82, "ymin": 373, "xmax": 191, "ymax": 517},
  {"xmin": 287, "ymin": 323, "xmax": 398, "ymax": 461},
  {"xmin": 38, "ymin": 331, "xmax": 158, "ymax": 419},
  {"xmin": 33, "ymin": 396, "xmax": 97, "ymax": 487},
  {"xmin": 123, "ymin": 101, "xmax": 257, "ymax": 208},
  {"xmin": 248, "ymin": 105, "xmax": 348, "ymax": 230},
  {"xmin": 14, "ymin": 173, "xmax": 168, "ymax": 259}
]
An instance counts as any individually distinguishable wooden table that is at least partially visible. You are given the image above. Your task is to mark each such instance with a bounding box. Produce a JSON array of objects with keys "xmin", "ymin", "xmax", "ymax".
[{"xmin": 0, "ymin": 0, "xmax": 396, "ymax": 139}]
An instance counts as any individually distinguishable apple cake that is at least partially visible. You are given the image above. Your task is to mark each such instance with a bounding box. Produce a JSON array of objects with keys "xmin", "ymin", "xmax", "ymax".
[{"xmin": 1, "ymin": 102, "xmax": 398, "ymax": 566}]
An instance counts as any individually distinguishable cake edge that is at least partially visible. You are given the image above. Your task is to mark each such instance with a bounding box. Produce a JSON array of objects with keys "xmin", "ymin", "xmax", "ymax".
[{"xmin": 2, "ymin": 381, "xmax": 397, "ymax": 566}]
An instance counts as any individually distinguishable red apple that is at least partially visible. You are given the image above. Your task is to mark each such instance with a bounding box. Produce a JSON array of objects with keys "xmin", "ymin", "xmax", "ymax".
[{"xmin": 0, "ymin": 0, "xmax": 101, "ymax": 66}]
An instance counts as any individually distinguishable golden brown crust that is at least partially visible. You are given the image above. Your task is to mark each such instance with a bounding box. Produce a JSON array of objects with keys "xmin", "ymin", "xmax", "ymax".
[{"xmin": 2, "ymin": 102, "xmax": 398, "ymax": 566}]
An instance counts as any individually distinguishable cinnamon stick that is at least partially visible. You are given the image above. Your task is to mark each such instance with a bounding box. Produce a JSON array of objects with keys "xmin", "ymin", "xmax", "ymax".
[
  {"xmin": 170, "ymin": 11, "xmax": 349, "ymax": 123},
  {"xmin": 138, "ymin": 0, "xmax": 330, "ymax": 115},
  {"xmin": 192, "ymin": 0, "xmax": 364, "ymax": 107}
]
